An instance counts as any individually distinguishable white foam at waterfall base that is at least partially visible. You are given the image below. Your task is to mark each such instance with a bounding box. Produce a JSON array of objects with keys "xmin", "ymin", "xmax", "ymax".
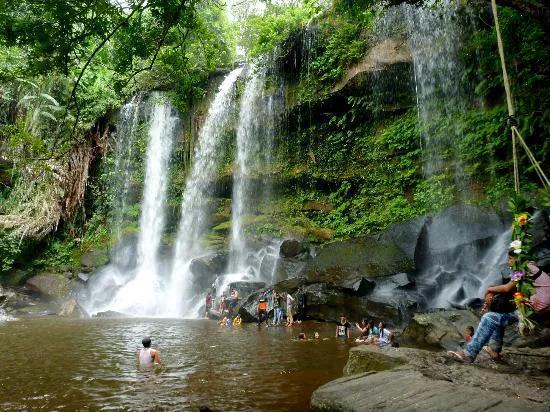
[
  {"xmin": 82, "ymin": 93, "xmax": 177, "ymax": 316},
  {"xmin": 164, "ymin": 67, "xmax": 243, "ymax": 317}
]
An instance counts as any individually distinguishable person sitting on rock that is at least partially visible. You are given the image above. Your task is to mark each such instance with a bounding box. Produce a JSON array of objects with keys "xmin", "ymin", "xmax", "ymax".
[
  {"xmin": 449, "ymin": 256, "xmax": 549, "ymax": 363},
  {"xmin": 137, "ymin": 336, "xmax": 161, "ymax": 367},
  {"xmin": 375, "ymin": 321, "xmax": 392, "ymax": 347},
  {"xmin": 355, "ymin": 319, "xmax": 375, "ymax": 343},
  {"xmin": 335, "ymin": 316, "xmax": 351, "ymax": 339},
  {"xmin": 233, "ymin": 314, "xmax": 242, "ymax": 326}
]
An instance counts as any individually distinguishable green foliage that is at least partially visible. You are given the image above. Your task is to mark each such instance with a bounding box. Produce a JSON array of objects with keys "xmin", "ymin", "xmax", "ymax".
[
  {"xmin": 243, "ymin": 1, "xmax": 322, "ymax": 58},
  {"xmin": 0, "ymin": 230, "xmax": 22, "ymax": 273},
  {"xmin": 31, "ymin": 238, "xmax": 77, "ymax": 270}
]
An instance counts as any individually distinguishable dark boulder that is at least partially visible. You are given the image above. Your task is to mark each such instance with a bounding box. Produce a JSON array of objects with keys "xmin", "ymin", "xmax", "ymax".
[
  {"xmin": 228, "ymin": 281, "xmax": 266, "ymax": 299},
  {"xmin": 273, "ymin": 256, "xmax": 309, "ymax": 283},
  {"xmin": 279, "ymin": 239, "xmax": 305, "ymax": 258},
  {"xmin": 189, "ymin": 251, "xmax": 228, "ymax": 291},
  {"xmin": 304, "ymin": 235, "xmax": 415, "ymax": 287}
]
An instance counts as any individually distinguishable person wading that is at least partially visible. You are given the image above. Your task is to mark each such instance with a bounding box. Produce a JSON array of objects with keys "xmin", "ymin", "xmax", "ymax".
[
  {"xmin": 335, "ymin": 316, "xmax": 351, "ymax": 339},
  {"xmin": 137, "ymin": 337, "xmax": 161, "ymax": 367}
]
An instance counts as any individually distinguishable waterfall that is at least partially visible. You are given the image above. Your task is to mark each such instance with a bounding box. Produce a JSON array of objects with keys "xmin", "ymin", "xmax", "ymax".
[
  {"xmin": 228, "ymin": 68, "xmax": 267, "ymax": 274},
  {"xmin": 82, "ymin": 93, "xmax": 178, "ymax": 316},
  {"xmin": 227, "ymin": 65, "xmax": 283, "ymax": 278},
  {"xmin": 165, "ymin": 67, "xmax": 243, "ymax": 317},
  {"xmin": 372, "ymin": 2, "xmax": 509, "ymax": 308},
  {"xmin": 403, "ymin": 0, "xmax": 470, "ymax": 192},
  {"xmin": 110, "ymin": 96, "xmax": 141, "ymax": 269}
]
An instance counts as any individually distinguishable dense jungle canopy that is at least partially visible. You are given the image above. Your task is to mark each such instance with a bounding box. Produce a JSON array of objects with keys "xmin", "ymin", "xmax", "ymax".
[{"xmin": 0, "ymin": 0, "xmax": 548, "ymax": 276}]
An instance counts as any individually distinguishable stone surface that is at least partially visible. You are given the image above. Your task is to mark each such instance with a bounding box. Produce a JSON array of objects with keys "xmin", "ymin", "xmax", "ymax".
[
  {"xmin": 333, "ymin": 38, "xmax": 412, "ymax": 92},
  {"xmin": 304, "ymin": 235, "xmax": 415, "ymax": 285},
  {"xmin": 80, "ymin": 248, "xmax": 110, "ymax": 270},
  {"xmin": 400, "ymin": 309, "xmax": 480, "ymax": 350},
  {"xmin": 423, "ymin": 205, "xmax": 505, "ymax": 256},
  {"xmin": 58, "ymin": 298, "xmax": 85, "ymax": 317},
  {"xmin": 189, "ymin": 251, "xmax": 228, "ymax": 291},
  {"xmin": 312, "ymin": 345, "xmax": 550, "ymax": 411},
  {"xmin": 25, "ymin": 273, "xmax": 71, "ymax": 300},
  {"xmin": 93, "ymin": 310, "xmax": 127, "ymax": 318},
  {"xmin": 279, "ymin": 239, "xmax": 305, "ymax": 258},
  {"xmin": 311, "ymin": 370, "xmax": 546, "ymax": 412}
]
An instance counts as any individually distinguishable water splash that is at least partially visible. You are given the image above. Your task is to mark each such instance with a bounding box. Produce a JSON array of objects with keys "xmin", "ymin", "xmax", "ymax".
[{"xmin": 165, "ymin": 67, "xmax": 243, "ymax": 316}]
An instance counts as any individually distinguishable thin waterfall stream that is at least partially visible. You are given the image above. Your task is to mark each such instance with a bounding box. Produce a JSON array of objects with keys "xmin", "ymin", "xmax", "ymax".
[{"xmin": 166, "ymin": 67, "xmax": 242, "ymax": 317}]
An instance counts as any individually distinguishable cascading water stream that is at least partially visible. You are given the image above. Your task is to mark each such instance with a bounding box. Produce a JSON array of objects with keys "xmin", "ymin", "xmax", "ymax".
[
  {"xmin": 226, "ymin": 65, "xmax": 283, "ymax": 286},
  {"xmin": 110, "ymin": 96, "xmax": 141, "ymax": 268},
  {"xmin": 403, "ymin": 0, "xmax": 469, "ymax": 188},
  {"xmin": 165, "ymin": 67, "xmax": 243, "ymax": 317},
  {"xmin": 228, "ymin": 68, "xmax": 267, "ymax": 275},
  {"xmin": 82, "ymin": 93, "xmax": 178, "ymax": 316},
  {"xmin": 372, "ymin": 1, "xmax": 508, "ymax": 308}
]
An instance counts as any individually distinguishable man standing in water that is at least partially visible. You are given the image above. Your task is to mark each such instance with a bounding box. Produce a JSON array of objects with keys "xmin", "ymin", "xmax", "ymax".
[
  {"xmin": 286, "ymin": 292, "xmax": 295, "ymax": 326},
  {"xmin": 137, "ymin": 337, "xmax": 161, "ymax": 367},
  {"xmin": 335, "ymin": 316, "xmax": 351, "ymax": 339}
]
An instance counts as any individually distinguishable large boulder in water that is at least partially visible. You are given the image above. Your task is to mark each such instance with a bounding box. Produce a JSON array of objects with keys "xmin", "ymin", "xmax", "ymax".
[
  {"xmin": 188, "ymin": 251, "xmax": 228, "ymax": 291},
  {"xmin": 25, "ymin": 273, "xmax": 72, "ymax": 300},
  {"xmin": 58, "ymin": 298, "xmax": 86, "ymax": 317},
  {"xmin": 400, "ymin": 309, "xmax": 480, "ymax": 350}
]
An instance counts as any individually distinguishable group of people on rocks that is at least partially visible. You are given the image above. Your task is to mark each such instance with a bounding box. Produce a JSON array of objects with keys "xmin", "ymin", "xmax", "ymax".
[
  {"xmin": 256, "ymin": 289, "xmax": 296, "ymax": 327},
  {"xmin": 205, "ymin": 288, "xmax": 240, "ymax": 319}
]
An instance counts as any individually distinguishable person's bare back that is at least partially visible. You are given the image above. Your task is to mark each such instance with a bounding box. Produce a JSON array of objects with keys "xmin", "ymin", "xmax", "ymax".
[{"xmin": 137, "ymin": 337, "xmax": 161, "ymax": 366}]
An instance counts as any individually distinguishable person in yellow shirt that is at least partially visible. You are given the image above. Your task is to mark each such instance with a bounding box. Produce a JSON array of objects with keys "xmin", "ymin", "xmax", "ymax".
[{"xmin": 233, "ymin": 314, "xmax": 242, "ymax": 326}]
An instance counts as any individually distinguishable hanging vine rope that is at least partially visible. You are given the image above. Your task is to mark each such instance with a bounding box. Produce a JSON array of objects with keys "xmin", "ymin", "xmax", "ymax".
[{"xmin": 490, "ymin": 0, "xmax": 549, "ymax": 191}]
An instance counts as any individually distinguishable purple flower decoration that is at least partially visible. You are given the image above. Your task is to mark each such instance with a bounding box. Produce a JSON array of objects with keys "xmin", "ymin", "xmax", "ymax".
[{"xmin": 511, "ymin": 271, "xmax": 524, "ymax": 281}]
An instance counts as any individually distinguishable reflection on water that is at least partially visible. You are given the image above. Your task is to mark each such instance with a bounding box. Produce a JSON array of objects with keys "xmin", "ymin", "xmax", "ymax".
[{"xmin": 0, "ymin": 318, "xmax": 350, "ymax": 411}]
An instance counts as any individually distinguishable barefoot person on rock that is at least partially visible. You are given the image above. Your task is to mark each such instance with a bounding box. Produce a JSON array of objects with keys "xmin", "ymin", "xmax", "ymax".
[{"xmin": 449, "ymin": 253, "xmax": 550, "ymax": 363}]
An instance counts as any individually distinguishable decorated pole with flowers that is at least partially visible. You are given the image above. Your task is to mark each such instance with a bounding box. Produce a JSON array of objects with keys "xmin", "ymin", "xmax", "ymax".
[{"xmin": 508, "ymin": 195, "xmax": 537, "ymax": 335}]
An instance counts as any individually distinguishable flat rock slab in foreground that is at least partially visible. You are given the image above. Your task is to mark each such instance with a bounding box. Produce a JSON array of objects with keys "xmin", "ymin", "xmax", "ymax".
[
  {"xmin": 311, "ymin": 370, "xmax": 545, "ymax": 412},
  {"xmin": 311, "ymin": 345, "xmax": 550, "ymax": 412}
]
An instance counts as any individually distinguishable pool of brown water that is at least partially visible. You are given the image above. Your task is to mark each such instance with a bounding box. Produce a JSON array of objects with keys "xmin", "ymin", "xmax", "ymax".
[{"xmin": 0, "ymin": 318, "xmax": 351, "ymax": 411}]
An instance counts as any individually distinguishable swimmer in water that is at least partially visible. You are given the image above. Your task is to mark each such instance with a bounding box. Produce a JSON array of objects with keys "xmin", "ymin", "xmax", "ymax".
[{"xmin": 137, "ymin": 337, "xmax": 161, "ymax": 366}]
